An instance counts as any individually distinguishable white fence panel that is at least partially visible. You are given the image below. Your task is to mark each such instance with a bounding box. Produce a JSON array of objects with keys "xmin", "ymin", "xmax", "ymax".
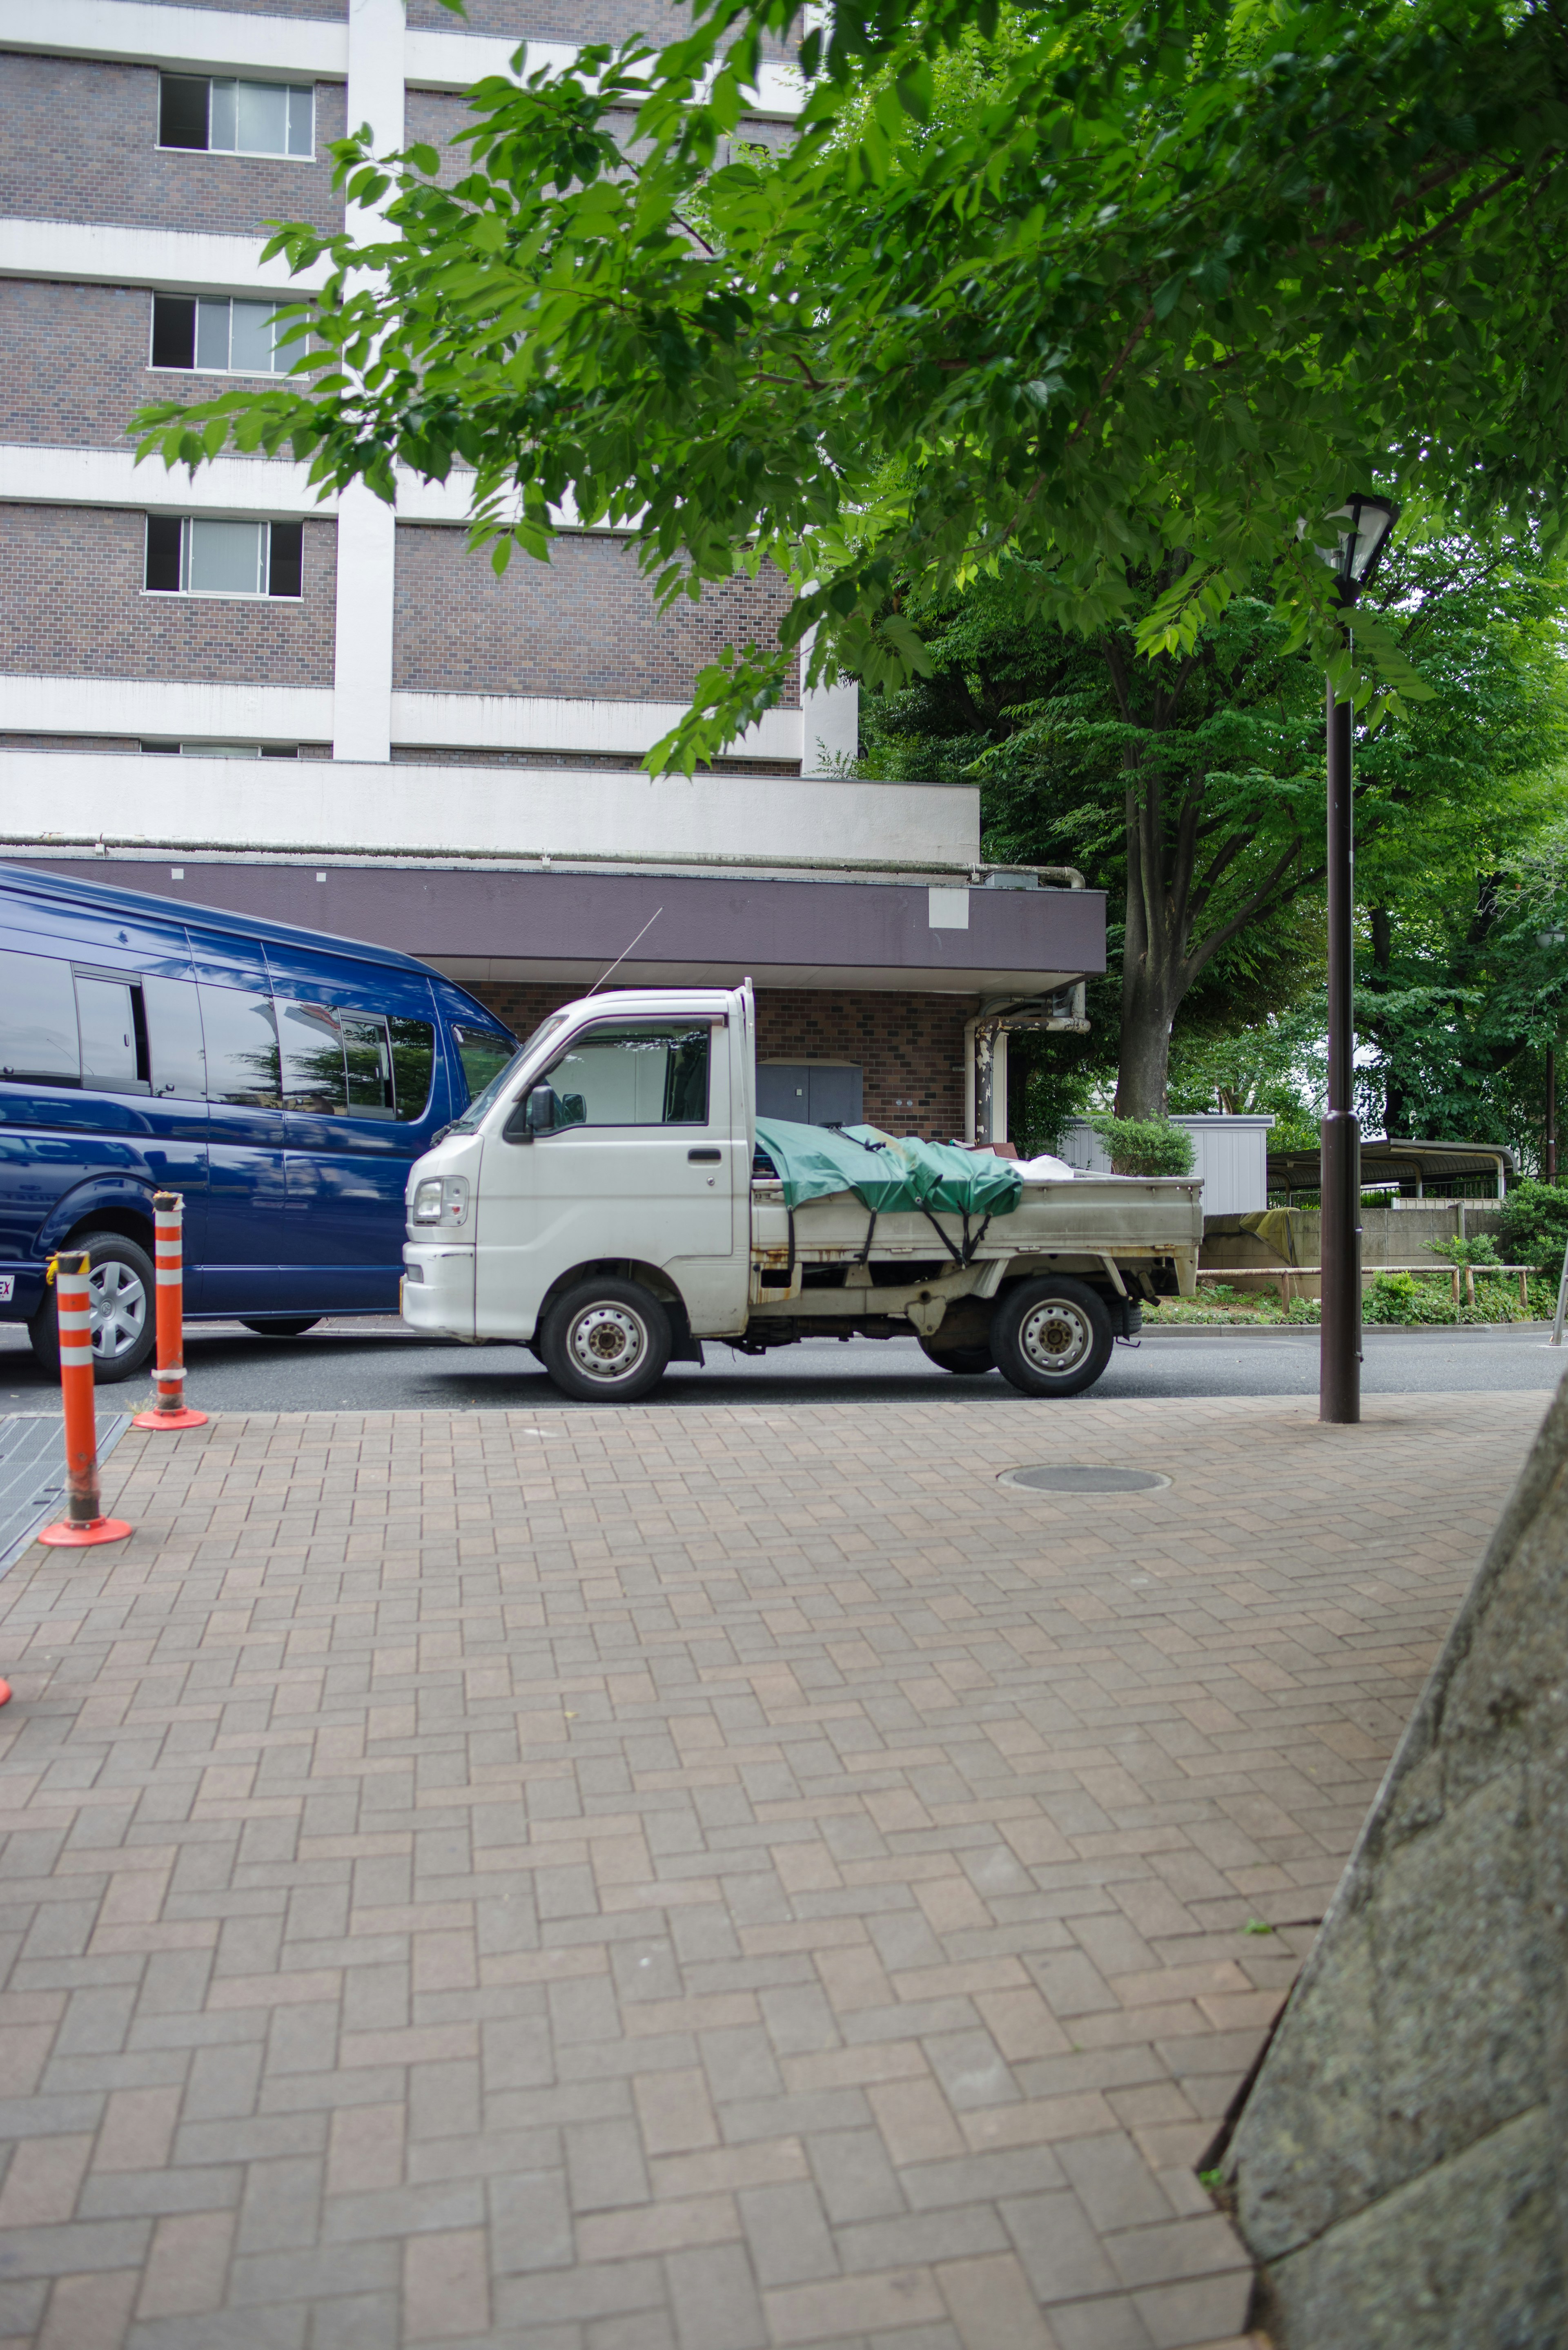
[{"xmin": 1060, "ymin": 1115, "xmax": 1275, "ymax": 1216}]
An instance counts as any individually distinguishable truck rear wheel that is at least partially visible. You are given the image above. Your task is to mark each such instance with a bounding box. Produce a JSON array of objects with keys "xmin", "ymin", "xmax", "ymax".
[
  {"xmin": 540, "ymin": 1277, "xmax": 672, "ymax": 1403},
  {"xmin": 918, "ymin": 1337, "xmax": 996, "ymax": 1376},
  {"xmin": 991, "ymin": 1277, "xmax": 1113, "ymax": 1398}
]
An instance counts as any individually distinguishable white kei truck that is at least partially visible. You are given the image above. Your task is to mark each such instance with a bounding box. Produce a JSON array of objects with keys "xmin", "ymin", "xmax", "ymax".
[{"xmin": 400, "ymin": 982, "xmax": 1202, "ymax": 1402}]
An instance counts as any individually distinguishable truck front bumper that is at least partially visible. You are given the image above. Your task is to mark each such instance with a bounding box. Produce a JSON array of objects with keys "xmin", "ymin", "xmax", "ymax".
[{"xmin": 401, "ymin": 1243, "xmax": 475, "ymax": 1338}]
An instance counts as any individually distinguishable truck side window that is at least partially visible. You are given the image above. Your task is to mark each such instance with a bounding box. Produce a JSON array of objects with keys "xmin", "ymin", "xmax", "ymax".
[
  {"xmin": 198, "ymin": 986, "xmax": 282, "ymax": 1107},
  {"xmin": 388, "ymin": 1018, "xmax": 434, "ymax": 1121},
  {"xmin": 540, "ymin": 1023, "xmax": 710, "ymax": 1127},
  {"xmin": 0, "ymin": 949, "xmax": 81, "ymax": 1085},
  {"xmin": 451, "ymin": 1023, "xmax": 514, "ymax": 1107}
]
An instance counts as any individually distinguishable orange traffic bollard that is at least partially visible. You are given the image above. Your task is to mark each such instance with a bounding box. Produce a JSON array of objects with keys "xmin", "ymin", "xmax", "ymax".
[
  {"xmin": 0, "ymin": 1681, "xmax": 9, "ymax": 1706},
  {"xmin": 38, "ymin": 1251, "xmax": 132, "ymax": 1548},
  {"xmin": 133, "ymin": 1193, "xmax": 207, "ymax": 1431}
]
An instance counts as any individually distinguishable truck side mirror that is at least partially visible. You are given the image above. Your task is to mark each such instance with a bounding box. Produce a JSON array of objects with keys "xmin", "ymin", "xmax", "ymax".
[{"xmin": 505, "ymin": 1084, "xmax": 557, "ymax": 1144}]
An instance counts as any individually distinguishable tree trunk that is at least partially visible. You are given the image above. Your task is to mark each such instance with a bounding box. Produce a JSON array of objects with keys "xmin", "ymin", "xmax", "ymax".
[{"xmin": 1115, "ymin": 954, "xmax": 1181, "ymax": 1117}]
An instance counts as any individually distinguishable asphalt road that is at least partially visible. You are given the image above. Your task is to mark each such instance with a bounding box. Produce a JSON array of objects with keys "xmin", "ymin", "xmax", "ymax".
[{"xmin": 0, "ymin": 1316, "xmax": 1561, "ymax": 1412}]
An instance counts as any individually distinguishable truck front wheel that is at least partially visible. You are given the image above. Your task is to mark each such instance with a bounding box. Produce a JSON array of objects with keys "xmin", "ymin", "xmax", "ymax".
[
  {"xmin": 540, "ymin": 1278, "xmax": 672, "ymax": 1403},
  {"xmin": 991, "ymin": 1277, "xmax": 1113, "ymax": 1398}
]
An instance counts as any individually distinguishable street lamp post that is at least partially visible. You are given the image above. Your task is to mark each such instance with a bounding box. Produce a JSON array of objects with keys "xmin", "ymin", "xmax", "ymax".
[{"xmin": 1313, "ymin": 496, "xmax": 1399, "ymax": 1426}]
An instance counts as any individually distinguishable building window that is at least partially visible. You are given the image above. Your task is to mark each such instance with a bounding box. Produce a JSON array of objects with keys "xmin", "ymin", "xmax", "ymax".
[
  {"xmin": 144, "ymin": 517, "xmax": 304, "ymax": 600},
  {"xmin": 158, "ymin": 75, "xmax": 313, "ymax": 157},
  {"xmin": 140, "ymin": 742, "xmax": 300, "ymax": 758},
  {"xmin": 150, "ymin": 294, "xmax": 289, "ymax": 375}
]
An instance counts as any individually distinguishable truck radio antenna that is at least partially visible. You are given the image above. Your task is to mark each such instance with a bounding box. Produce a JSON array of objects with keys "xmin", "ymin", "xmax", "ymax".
[{"xmin": 586, "ymin": 907, "xmax": 663, "ymax": 996}]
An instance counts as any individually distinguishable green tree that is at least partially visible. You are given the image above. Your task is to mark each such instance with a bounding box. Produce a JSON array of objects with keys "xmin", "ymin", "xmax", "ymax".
[
  {"xmin": 131, "ymin": 0, "xmax": 1568, "ymax": 768},
  {"xmin": 860, "ymin": 529, "xmax": 1566, "ymax": 1118}
]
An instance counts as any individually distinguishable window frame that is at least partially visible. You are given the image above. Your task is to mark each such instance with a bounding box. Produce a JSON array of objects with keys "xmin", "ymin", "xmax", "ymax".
[
  {"xmin": 143, "ymin": 515, "xmax": 305, "ymax": 602},
  {"xmin": 156, "ymin": 73, "xmax": 315, "ymax": 159}
]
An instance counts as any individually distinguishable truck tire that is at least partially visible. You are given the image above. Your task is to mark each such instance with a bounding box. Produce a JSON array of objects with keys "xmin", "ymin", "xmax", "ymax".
[
  {"xmin": 29, "ymin": 1229, "xmax": 157, "ymax": 1385},
  {"xmin": 991, "ymin": 1276, "xmax": 1113, "ymax": 1398},
  {"xmin": 540, "ymin": 1277, "xmax": 672, "ymax": 1403},
  {"xmin": 918, "ymin": 1337, "xmax": 996, "ymax": 1376}
]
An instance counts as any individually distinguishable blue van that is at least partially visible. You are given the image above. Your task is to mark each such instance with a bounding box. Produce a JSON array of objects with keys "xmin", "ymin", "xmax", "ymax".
[{"xmin": 0, "ymin": 863, "xmax": 516, "ymax": 1380}]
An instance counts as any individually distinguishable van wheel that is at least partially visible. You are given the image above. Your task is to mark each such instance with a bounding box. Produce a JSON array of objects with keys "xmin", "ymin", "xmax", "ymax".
[
  {"xmin": 30, "ymin": 1230, "xmax": 157, "ymax": 1385},
  {"xmin": 540, "ymin": 1278, "xmax": 671, "ymax": 1403},
  {"xmin": 918, "ymin": 1337, "xmax": 996, "ymax": 1376},
  {"xmin": 991, "ymin": 1276, "xmax": 1113, "ymax": 1398},
  {"xmin": 239, "ymin": 1319, "xmax": 322, "ymax": 1339}
]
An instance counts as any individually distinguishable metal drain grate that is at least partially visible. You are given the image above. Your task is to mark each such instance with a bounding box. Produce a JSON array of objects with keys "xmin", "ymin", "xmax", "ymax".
[
  {"xmin": 999, "ymin": 1464, "xmax": 1171, "ymax": 1495},
  {"xmin": 0, "ymin": 1414, "xmax": 131, "ymax": 1575}
]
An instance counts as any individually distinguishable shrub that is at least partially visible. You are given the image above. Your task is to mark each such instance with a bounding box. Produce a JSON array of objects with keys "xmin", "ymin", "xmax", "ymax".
[
  {"xmin": 1429, "ymin": 1233, "xmax": 1502, "ymax": 1269},
  {"xmin": 1498, "ymin": 1178, "xmax": 1568, "ymax": 1278},
  {"xmin": 1089, "ymin": 1115, "xmax": 1196, "ymax": 1177}
]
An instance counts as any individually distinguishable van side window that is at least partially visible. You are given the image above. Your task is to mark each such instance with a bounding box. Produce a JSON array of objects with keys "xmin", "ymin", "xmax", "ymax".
[
  {"xmin": 539, "ymin": 1023, "xmax": 710, "ymax": 1128},
  {"xmin": 388, "ymin": 1019, "xmax": 434, "ymax": 1122},
  {"xmin": 75, "ymin": 972, "xmax": 151, "ymax": 1095},
  {"xmin": 452, "ymin": 1024, "xmax": 514, "ymax": 1106},
  {"xmin": 0, "ymin": 950, "xmax": 81, "ymax": 1085},
  {"xmin": 342, "ymin": 1016, "xmax": 393, "ymax": 1118},
  {"xmin": 279, "ymin": 1001, "xmax": 348, "ymax": 1113},
  {"xmin": 143, "ymin": 977, "xmax": 207, "ymax": 1099},
  {"xmin": 198, "ymin": 986, "xmax": 282, "ymax": 1107}
]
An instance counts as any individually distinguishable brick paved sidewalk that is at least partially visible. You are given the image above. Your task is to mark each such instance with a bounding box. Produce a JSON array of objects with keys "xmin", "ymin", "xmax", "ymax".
[{"xmin": 0, "ymin": 1389, "xmax": 1548, "ymax": 2350}]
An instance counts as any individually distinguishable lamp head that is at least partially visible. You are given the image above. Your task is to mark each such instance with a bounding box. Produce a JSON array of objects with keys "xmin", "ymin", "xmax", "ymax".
[{"xmin": 1304, "ymin": 495, "xmax": 1400, "ymax": 607}]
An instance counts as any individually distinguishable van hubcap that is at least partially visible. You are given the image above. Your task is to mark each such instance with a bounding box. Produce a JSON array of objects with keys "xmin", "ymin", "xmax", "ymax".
[
  {"xmin": 88, "ymin": 1261, "xmax": 147, "ymax": 1362},
  {"xmin": 569, "ymin": 1303, "xmax": 647, "ymax": 1383},
  {"xmin": 1019, "ymin": 1300, "xmax": 1091, "ymax": 1376}
]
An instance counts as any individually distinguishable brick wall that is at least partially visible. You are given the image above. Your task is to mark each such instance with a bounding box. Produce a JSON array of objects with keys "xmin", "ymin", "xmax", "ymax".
[
  {"xmin": 0, "ymin": 505, "xmax": 336, "ymax": 685},
  {"xmin": 0, "ymin": 57, "xmax": 346, "ymax": 238},
  {"xmin": 393, "ymin": 527, "xmax": 800, "ymax": 705},
  {"xmin": 0, "ymin": 734, "xmax": 140, "ymax": 752},
  {"xmin": 0, "ymin": 279, "xmax": 300, "ymax": 449},
  {"xmin": 404, "ymin": 0, "xmax": 796, "ymax": 56},
  {"xmin": 464, "ymin": 981, "xmax": 976, "ymax": 1138}
]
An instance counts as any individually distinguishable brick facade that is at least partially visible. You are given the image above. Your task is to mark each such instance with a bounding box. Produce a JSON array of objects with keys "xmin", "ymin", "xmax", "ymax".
[
  {"xmin": 393, "ymin": 526, "xmax": 800, "ymax": 705},
  {"xmin": 0, "ymin": 57, "xmax": 346, "ymax": 239},
  {"xmin": 465, "ymin": 980, "xmax": 976, "ymax": 1138},
  {"xmin": 0, "ymin": 279, "xmax": 299, "ymax": 450},
  {"xmin": 403, "ymin": 0, "xmax": 795, "ymax": 59},
  {"xmin": 0, "ymin": 505, "xmax": 336, "ymax": 685}
]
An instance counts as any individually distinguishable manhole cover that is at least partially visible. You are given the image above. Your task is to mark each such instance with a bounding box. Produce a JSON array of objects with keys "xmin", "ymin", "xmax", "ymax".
[{"xmin": 999, "ymin": 1465, "xmax": 1171, "ymax": 1495}]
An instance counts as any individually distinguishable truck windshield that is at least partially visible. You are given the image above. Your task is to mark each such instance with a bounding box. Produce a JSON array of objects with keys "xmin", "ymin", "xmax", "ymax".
[{"xmin": 445, "ymin": 1012, "xmax": 568, "ymax": 1133}]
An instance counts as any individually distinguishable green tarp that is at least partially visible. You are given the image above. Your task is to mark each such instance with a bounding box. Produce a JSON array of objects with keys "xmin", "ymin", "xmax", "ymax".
[{"xmin": 754, "ymin": 1118, "xmax": 1023, "ymax": 1220}]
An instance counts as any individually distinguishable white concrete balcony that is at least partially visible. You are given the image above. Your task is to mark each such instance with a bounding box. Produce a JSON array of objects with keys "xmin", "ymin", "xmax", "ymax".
[{"xmin": 2, "ymin": 747, "xmax": 979, "ymax": 873}]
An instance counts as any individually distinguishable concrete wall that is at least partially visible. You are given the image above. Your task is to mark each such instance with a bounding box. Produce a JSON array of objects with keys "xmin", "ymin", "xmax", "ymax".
[
  {"xmin": 1202, "ymin": 1204, "xmax": 1508, "ymax": 1297},
  {"xmin": 1222, "ymin": 1376, "xmax": 1568, "ymax": 2346}
]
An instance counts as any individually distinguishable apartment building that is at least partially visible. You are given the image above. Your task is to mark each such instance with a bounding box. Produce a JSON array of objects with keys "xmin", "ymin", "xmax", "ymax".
[{"xmin": 0, "ymin": 0, "xmax": 1104, "ymax": 1139}]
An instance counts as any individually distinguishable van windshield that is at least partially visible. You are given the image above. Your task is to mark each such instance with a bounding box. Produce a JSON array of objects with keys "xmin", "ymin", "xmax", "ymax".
[{"xmin": 446, "ymin": 1012, "xmax": 568, "ymax": 1134}]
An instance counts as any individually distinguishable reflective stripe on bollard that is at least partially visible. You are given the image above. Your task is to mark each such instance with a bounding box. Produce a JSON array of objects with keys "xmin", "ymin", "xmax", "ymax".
[
  {"xmin": 133, "ymin": 1193, "xmax": 207, "ymax": 1431},
  {"xmin": 38, "ymin": 1251, "xmax": 132, "ymax": 1547}
]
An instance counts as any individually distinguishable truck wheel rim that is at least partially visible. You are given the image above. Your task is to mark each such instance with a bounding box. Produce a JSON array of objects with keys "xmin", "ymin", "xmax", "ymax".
[
  {"xmin": 89, "ymin": 1260, "xmax": 147, "ymax": 1362},
  {"xmin": 569, "ymin": 1303, "xmax": 647, "ymax": 1383},
  {"xmin": 1019, "ymin": 1299, "xmax": 1091, "ymax": 1376}
]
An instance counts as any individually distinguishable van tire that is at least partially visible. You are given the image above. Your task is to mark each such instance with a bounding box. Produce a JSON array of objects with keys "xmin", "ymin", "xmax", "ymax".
[
  {"xmin": 918, "ymin": 1337, "xmax": 996, "ymax": 1376},
  {"xmin": 30, "ymin": 1229, "xmax": 157, "ymax": 1385},
  {"xmin": 239, "ymin": 1319, "xmax": 322, "ymax": 1339},
  {"xmin": 991, "ymin": 1276, "xmax": 1113, "ymax": 1398},
  {"xmin": 540, "ymin": 1277, "xmax": 671, "ymax": 1403}
]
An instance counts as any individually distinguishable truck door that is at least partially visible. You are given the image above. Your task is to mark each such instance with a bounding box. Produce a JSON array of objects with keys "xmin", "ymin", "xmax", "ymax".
[{"xmin": 475, "ymin": 1011, "xmax": 742, "ymax": 1339}]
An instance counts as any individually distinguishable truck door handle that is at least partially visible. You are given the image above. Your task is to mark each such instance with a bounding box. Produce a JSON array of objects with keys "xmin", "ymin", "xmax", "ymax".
[{"xmin": 688, "ymin": 1148, "xmax": 722, "ymax": 1163}]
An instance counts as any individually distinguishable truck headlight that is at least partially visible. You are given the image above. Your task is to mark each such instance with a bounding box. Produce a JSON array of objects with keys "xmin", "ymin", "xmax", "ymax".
[{"xmin": 412, "ymin": 1175, "xmax": 469, "ymax": 1226}]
